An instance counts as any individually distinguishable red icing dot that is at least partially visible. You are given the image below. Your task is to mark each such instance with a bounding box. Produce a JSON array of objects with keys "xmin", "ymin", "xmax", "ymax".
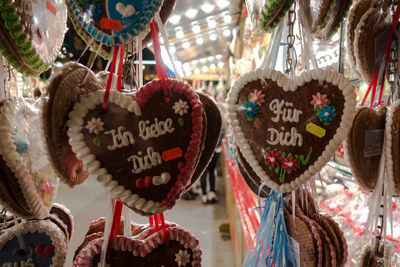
[
  {"xmin": 136, "ymin": 178, "xmax": 145, "ymax": 189},
  {"xmin": 144, "ymin": 176, "xmax": 152, "ymax": 188}
]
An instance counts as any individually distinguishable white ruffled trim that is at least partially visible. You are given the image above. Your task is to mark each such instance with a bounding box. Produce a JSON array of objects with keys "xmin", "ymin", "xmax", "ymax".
[{"xmin": 226, "ymin": 68, "xmax": 356, "ymax": 192}]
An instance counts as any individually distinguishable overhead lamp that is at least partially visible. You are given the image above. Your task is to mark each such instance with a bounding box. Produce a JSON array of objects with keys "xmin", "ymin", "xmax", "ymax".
[
  {"xmin": 208, "ymin": 56, "xmax": 214, "ymax": 61},
  {"xmin": 216, "ymin": 54, "xmax": 223, "ymax": 59},
  {"xmin": 186, "ymin": 71, "xmax": 192, "ymax": 77},
  {"xmin": 182, "ymin": 41, "xmax": 190, "ymax": 49},
  {"xmin": 210, "ymin": 64, "xmax": 216, "ymax": 70},
  {"xmin": 201, "ymin": 3, "xmax": 215, "ymax": 13},
  {"xmin": 170, "ymin": 45, "xmax": 176, "ymax": 53},
  {"xmin": 202, "ymin": 66, "xmax": 208, "ymax": 72},
  {"xmin": 207, "ymin": 17, "xmax": 217, "ymax": 28},
  {"xmin": 223, "ymin": 29, "xmax": 231, "ymax": 37},
  {"xmin": 192, "ymin": 22, "xmax": 201, "ymax": 34},
  {"xmin": 224, "ymin": 14, "xmax": 232, "ymax": 24},
  {"xmin": 196, "ymin": 37, "xmax": 204, "ymax": 45},
  {"xmin": 192, "ymin": 60, "xmax": 198, "ymax": 65},
  {"xmin": 200, "ymin": 58, "xmax": 206, "ymax": 63},
  {"xmin": 209, "ymin": 32, "xmax": 217, "ymax": 41},
  {"xmin": 218, "ymin": 62, "xmax": 224, "ymax": 68},
  {"xmin": 183, "ymin": 62, "xmax": 190, "ymax": 70},
  {"xmin": 185, "ymin": 8, "xmax": 198, "ymax": 18},
  {"xmin": 176, "ymin": 27, "xmax": 184, "ymax": 39},
  {"xmin": 194, "ymin": 69, "xmax": 200, "ymax": 75},
  {"xmin": 169, "ymin": 15, "xmax": 181, "ymax": 25},
  {"xmin": 217, "ymin": 0, "xmax": 230, "ymax": 9}
]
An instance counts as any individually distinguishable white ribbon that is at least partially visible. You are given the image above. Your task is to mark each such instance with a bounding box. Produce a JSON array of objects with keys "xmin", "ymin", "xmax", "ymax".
[
  {"xmin": 123, "ymin": 205, "xmax": 132, "ymax": 238},
  {"xmin": 261, "ymin": 19, "xmax": 284, "ymax": 69},
  {"xmin": 99, "ymin": 195, "xmax": 114, "ymax": 267},
  {"xmin": 298, "ymin": 4, "xmax": 318, "ymax": 70},
  {"xmin": 155, "ymin": 13, "xmax": 183, "ymax": 81},
  {"xmin": 14, "ymin": 218, "xmax": 27, "ymax": 252}
]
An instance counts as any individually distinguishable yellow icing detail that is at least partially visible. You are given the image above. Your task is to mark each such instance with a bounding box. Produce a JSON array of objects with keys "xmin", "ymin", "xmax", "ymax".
[{"xmin": 306, "ymin": 122, "xmax": 326, "ymax": 138}]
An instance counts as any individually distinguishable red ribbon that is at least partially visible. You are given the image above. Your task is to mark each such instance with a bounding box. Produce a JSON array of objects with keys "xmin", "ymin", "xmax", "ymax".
[
  {"xmin": 106, "ymin": 200, "xmax": 123, "ymax": 258},
  {"xmin": 361, "ymin": 1, "xmax": 400, "ymax": 108},
  {"xmin": 102, "ymin": 44, "xmax": 125, "ymax": 110},
  {"xmin": 150, "ymin": 19, "xmax": 170, "ymax": 102},
  {"xmin": 148, "ymin": 213, "xmax": 169, "ymax": 246}
]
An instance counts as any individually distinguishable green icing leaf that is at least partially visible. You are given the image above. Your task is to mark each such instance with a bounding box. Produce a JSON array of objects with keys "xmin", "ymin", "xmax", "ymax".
[
  {"xmin": 178, "ymin": 117, "xmax": 184, "ymax": 127},
  {"xmin": 93, "ymin": 137, "xmax": 101, "ymax": 147}
]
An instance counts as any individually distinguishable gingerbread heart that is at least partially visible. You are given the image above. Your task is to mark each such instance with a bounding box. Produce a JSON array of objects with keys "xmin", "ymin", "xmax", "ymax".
[
  {"xmin": 67, "ymin": 0, "xmax": 162, "ymax": 46},
  {"xmin": 347, "ymin": 106, "xmax": 386, "ymax": 191},
  {"xmin": 227, "ymin": 68, "xmax": 356, "ymax": 192},
  {"xmin": 73, "ymin": 224, "xmax": 201, "ymax": 267},
  {"xmin": 0, "ymin": 220, "xmax": 67, "ymax": 267},
  {"xmin": 0, "ymin": 0, "xmax": 67, "ymax": 75},
  {"xmin": 67, "ymin": 79, "xmax": 203, "ymax": 215},
  {"xmin": 385, "ymin": 99, "xmax": 400, "ymax": 195},
  {"xmin": 0, "ymin": 98, "xmax": 59, "ymax": 219},
  {"xmin": 42, "ymin": 62, "xmax": 103, "ymax": 187}
]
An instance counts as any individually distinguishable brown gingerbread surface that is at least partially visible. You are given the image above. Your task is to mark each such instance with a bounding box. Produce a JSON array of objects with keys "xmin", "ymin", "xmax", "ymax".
[{"xmin": 315, "ymin": 0, "xmax": 351, "ymax": 39}]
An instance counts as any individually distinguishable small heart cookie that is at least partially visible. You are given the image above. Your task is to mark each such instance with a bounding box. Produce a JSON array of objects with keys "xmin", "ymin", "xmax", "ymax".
[
  {"xmin": 67, "ymin": 79, "xmax": 203, "ymax": 215},
  {"xmin": 0, "ymin": 220, "xmax": 68, "ymax": 267},
  {"xmin": 0, "ymin": 98, "xmax": 59, "ymax": 219},
  {"xmin": 42, "ymin": 62, "xmax": 103, "ymax": 187},
  {"xmin": 227, "ymin": 68, "xmax": 356, "ymax": 192},
  {"xmin": 73, "ymin": 224, "xmax": 202, "ymax": 267},
  {"xmin": 50, "ymin": 203, "xmax": 74, "ymax": 241},
  {"xmin": 347, "ymin": 106, "xmax": 386, "ymax": 191}
]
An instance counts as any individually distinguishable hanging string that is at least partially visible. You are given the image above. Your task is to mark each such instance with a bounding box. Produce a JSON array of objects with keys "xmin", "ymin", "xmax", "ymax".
[
  {"xmin": 102, "ymin": 46, "xmax": 120, "ymax": 110},
  {"xmin": 155, "ymin": 13, "xmax": 183, "ymax": 81},
  {"xmin": 106, "ymin": 200, "xmax": 123, "ymax": 258},
  {"xmin": 123, "ymin": 205, "xmax": 132, "ymax": 238},
  {"xmin": 159, "ymin": 213, "xmax": 169, "ymax": 246},
  {"xmin": 138, "ymin": 32, "xmax": 144, "ymax": 88},
  {"xmin": 361, "ymin": 1, "xmax": 400, "ymax": 107},
  {"xmin": 14, "ymin": 218, "xmax": 27, "ymax": 253},
  {"xmin": 99, "ymin": 196, "xmax": 114, "ymax": 267},
  {"xmin": 116, "ymin": 45, "xmax": 125, "ymax": 92}
]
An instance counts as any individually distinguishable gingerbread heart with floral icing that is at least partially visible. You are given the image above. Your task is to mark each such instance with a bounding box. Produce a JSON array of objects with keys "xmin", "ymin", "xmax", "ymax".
[
  {"xmin": 73, "ymin": 224, "xmax": 201, "ymax": 267},
  {"xmin": 67, "ymin": 79, "xmax": 203, "ymax": 215},
  {"xmin": 227, "ymin": 68, "xmax": 356, "ymax": 192}
]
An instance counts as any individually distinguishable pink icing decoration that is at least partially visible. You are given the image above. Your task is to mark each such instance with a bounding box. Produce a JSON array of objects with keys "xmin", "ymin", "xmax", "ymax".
[{"xmin": 311, "ymin": 92, "xmax": 329, "ymax": 109}]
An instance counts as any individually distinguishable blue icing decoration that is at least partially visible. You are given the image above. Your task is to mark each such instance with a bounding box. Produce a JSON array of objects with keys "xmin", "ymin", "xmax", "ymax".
[
  {"xmin": 14, "ymin": 138, "xmax": 28, "ymax": 154},
  {"xmin": 0, "ymin": 232, "xmax": 54, "ymax": 266}
]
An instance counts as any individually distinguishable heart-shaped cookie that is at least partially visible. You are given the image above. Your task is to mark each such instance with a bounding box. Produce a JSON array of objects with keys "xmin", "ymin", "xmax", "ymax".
[
  {"xmin": 73, "ymin": 224, "xmax": 202, "ymax": 267},
  {"xmin": 50, "ymin": 203, "xmax": 74, "ymax": 241},
  {"xmin": 347, "ymin": 106, "xmax": 386, "ymax": 191},
  {"xmin": 67, "ymin": 0, "xmax": 162, "ymax": 46},
  {"xmin": 42, "ymin": 62, "xmax": 103, "ymax": 187},
  {"xmin": 185, "ymin": 91, "xmax": 222, "ymax": 191},
  {"xmin": 0, "ymin": 0, "xmax": 67, "ymax": 75},
  {"xmin": 67, "ymin": 79, "xmax": 203, "ymax": 215},
  {"xmin": 0, "ymin": 220, "xmax": 67, "ymax": 267},
  {"xmin": 385, "ymin": 99, "xmax": 400, "ymax": 195},
  {"xmin": 0, "ymin": 98, "xmax": 59, "ymax": 219},
  {"xmin": 227, "ymin": 68, "xmax": 356, "ymax": 192}
]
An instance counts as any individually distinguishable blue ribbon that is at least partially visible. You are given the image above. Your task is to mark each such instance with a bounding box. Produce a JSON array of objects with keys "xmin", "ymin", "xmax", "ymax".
[{"xmin": 243, "ymin": 189, "xmax": 296, "ymax": 267}]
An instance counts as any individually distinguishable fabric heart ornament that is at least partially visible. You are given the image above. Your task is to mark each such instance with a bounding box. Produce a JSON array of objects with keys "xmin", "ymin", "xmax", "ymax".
[
  {"xmin": 73, "ymin": 224, "xmax": 202, "ymax": 267},
  {"xmin": 227, "ymin": 68, "xmax": 356, "ymax": 192},
  {"xmin": 0, "ymin": 98, "xmax": 59, "ymax": 219},
  {"xmin": 347, "ymin": 106, "xmax": 386, "ymax": 191},
  {"xmin": 67, "ymin": 79, "xmax": 203, "ymax": 215},
  {"xmin": 0, "ymin": 220, "xmax": 67, "ymax": 267}
]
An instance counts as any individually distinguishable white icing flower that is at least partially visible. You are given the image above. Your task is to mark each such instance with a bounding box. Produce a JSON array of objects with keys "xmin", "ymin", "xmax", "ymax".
[
  {"xmin": 173, "ymin": 100, "xmax": 189, "ymax": 116},
  {"xmin": 86, "ymin": 117, "xmax": 104, "ymax": 135},
  {"xmin": 175, "ymin": 249, "xmax": 190, "ymax": 266}
]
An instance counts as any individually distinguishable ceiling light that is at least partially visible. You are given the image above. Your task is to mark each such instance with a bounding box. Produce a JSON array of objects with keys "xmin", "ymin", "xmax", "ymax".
[
  {"xmin": 192, "ymin": 23, "xmax": 201, "ymax": 34},
  {"xmin": 218, "ymin": 62, "xmax": 224, "ymax": 68},
  {"xmin": 183, "ymin": 63, "xmax": 190, "ymax": 70},
  {"xmin": 186, "ymin": 71, "xmax": 192, "ymax": 77},
  {"xmin": 170, "ymin": 46, "xmax": 176, "ymax": 53},
  {"xmin": 185, "ymin": 8, "xmax": 198, "ymax": 18},
  {"xmin": 200, "ymin": 58, "xmax": 206, "ymax": 63},
  {"xmin": 224, "ymin": 14, "xmax": 232, "ymax": 24},
  {"xmin": 201, "ymin": 3, "xmax": 215, "ymax": 13},
  {"xmin": 194, "ymin": 69, "xmax": 200, "ymax": 75},
  {"xmin": 169, "ymin": 15, "xmax": 181, "ymax": 25},
  {"xmin": 208, "ymin": 56, "xmax": 214, "ymax": 61},
  {"xmin": 217, "ymin": 0, "xmax": 230, "ymax": 9},
  {"xmin": 207, "ymin": 18, "xmax": 217, "ymax": 28},
  {"xmin": 176, "ymin": 28, "xmax": 184, "ymax": 39},
  {"xmin": 209, "ymin": 32, "xmax": 217, "ymax": 41},
  {"xmin": 192, "ymin": 60, "xmax": 198, "ymax": 65},
  {"xmin": 210, "ymin": 64, "xmax": 216, "ymax": 70},
  {"xmin": 202, "ymin": 66, "xmax": 208, "ymax": 72},
  {"xmin": 196, "ymin": 37, "xmax": 204, "ymax": 45},
  {"xmin": 223, "ymin": 29, "xmax": 231, "ymax": 37},
  {"xmin": 182, "ymin": 41, "xmax": 190, "ymax": 49},
  {"xmin": 216, "ymin": 54, "xmax": 223, "ymax": 59}
]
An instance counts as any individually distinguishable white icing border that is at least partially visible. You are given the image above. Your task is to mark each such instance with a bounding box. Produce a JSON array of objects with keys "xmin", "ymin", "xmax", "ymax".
[
  {"xmin": 384, "ymin": 99, "xmax": 400, "ymax": 194},
  {"xmin": 73, "ymin": 226, "xmax": 201, "ymax": 267},
  {"xmin": 353, "ymin": 7, "xmax": 376, "ymax": 82},
  {"xmin": 66, "ymin": 90, "xmax": 166, "ymax": 214},
  {"xmin": 226, "ymin": 68, "xmax": 357, "ymax": 192},
  {"xmin": 0, "ymin": 99, "xmax": 49, "ymax": 219},
  {"xmin": 0, "ymin": 220, "xmax": 68, "ymax": 267}
]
